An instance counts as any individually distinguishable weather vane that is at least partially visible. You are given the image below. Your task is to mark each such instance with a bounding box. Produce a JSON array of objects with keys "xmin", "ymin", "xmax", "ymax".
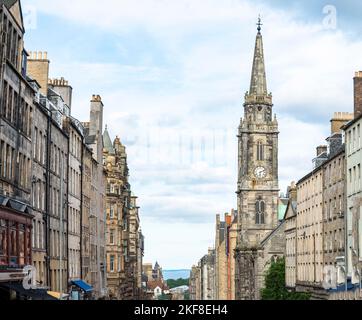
[{"xmin": 257, "ymin": 15, "xmax": 263, "ymax": 33}]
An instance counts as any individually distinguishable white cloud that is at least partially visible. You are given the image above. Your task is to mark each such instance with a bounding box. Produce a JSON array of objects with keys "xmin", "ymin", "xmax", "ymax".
[{"xmin": 141, "ymin": 219, "xmax": 216, "ymax": 269}]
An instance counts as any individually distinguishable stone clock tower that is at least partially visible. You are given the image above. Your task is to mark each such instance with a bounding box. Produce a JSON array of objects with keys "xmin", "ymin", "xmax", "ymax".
[{"xmin": 235, "ymin": 18, "xmax": 281, "ymax": 300}]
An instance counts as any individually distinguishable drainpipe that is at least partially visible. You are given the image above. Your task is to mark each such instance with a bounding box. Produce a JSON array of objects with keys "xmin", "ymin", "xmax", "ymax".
[
  {"xmin": 80, "ymin": 138, "xmax": 84, "ymax": 280},
  {"xmin": 65, "ymin": 132, "xmax": 70, "ymax": 294},
  {"xmin": 314, "ymin": 234, "xmax": 316, "ymax": 284},
  {"xmin": 344, "ymin": 158, "xmax": 348, "ymax": 292},
  {"xmin": 59, "ymin": 150, "xmax": 64, "ymax": 295},
  {"xmin": 45, "ymin": 111, "xmax": 51, "ymax": 289}
]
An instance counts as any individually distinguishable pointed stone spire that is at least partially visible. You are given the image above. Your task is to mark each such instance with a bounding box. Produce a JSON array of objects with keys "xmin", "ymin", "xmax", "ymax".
[
  {"xmin": 245, "ymin": 16, "xmax": 272, "ymax": 105},
  {"xmin": 103, "ymin": 125, "xmax": 115, "ymax": 154}
]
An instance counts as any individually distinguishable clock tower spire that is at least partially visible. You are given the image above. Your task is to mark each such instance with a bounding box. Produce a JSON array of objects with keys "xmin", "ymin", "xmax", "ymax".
[
  {"xmin": 235, "ymin": 18, "xmax": 280, "ymax": 300},
  {"xmin": 246, "ymin": 15, "xmax": 272, "ymax": 106}
]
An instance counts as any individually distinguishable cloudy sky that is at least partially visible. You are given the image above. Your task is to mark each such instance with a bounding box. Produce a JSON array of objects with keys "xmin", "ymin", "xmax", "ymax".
[{"xmin": 23, "ymin": 0, "xmax": 362, "ymax": 269}]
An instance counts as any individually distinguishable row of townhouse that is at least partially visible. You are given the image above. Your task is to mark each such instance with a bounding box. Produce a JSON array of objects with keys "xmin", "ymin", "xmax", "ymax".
[
  {"xmin": 0, "ymin": 0, "xmax": 144, "ymax": 300},
  {"xmin": 285, "ymin": 72, "xmax": 362, "ymax": 300}
]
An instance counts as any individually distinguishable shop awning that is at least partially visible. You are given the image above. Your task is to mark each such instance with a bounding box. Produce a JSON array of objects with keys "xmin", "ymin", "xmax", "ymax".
[
  {"xmin": 47, "ymin": 291, "xmax": 69, "ymax": 300},
  {"xmin": 0, "ymin": 282, "xmax": 57, "ymax": 300},
  {"xmin": 71, "ymin": 280, "xmax": 93, "ymax": 293}
]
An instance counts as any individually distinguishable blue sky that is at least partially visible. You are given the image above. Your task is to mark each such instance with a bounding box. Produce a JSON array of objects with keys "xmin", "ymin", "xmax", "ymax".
[{"xmin": 22, "ymin": 0, "xmax": 362, "ymax": 269}]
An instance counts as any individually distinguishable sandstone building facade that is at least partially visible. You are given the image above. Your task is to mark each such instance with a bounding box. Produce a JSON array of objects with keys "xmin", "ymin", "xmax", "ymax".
[
  {"xmin": 215, "ymin": 210, "xmax": 238, "ymax": 300},
  {"xmin": 293, "ymin": 113, "xmax": 352, "ymax": 299},
  {"xmin": 0, "ymin": 0, "xmax": 34, "ymax": 290},
  {"xmin": 103, "ymin": 128, "xmax": 144, "ymax": 299},
  {"xmin": 344, "ymin": 72, "xmax": 362, "ymax": 287}
]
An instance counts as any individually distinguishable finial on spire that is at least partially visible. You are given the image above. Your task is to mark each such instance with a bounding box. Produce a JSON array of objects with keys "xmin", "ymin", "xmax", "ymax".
[
  {"xmin": 257, "ymin": 15, "xmax": 262, "ymax": 33},
  {"xmin": 105, "ymin": 124, "xmax": 108, "ymax": 130}
]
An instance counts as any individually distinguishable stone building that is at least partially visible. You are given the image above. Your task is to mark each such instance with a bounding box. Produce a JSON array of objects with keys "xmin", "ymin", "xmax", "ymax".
[
  {"xmin": 137, "ymin": 229, "xmax": 145, "ymax": 296},
  {"xmin": 129, "ymin": 195, "xmax": 144, "ymax": 299},
  {"xmin": 322, "ymin": 117, "xmax": 349, "ymax": 285},
  {"xmin": 344, "ymin": 72, "xmax": 362, "ymax": 287},
  {"xmin": 0, "ymin": 0, "xmax": 34, "ymax": 294},
  {"xmin": 294, "ymin": 113, "xmax": 352, "ymax": 299},
  {"xmin": 103, "ymin": 128, "xmax": 143, "ymax": 299},
  {"xmin": 284, "ymin": 183, "xmax": 297, "ymax": 290},
  {"xmin": 28, "ymin": 76, "xmax": 47, "ymax": 289},
  {"xmin": 215, "ymin": 214, "xmax": 227, "ymax": 300},
  {"xmin": 83, "ymin": 95, "xmax": 107, "ymax": 298},
  {"xmin": 234, "ymin": 19, "xmax": 284, "ymax": 300},
  {"xmin": 27, "ymin": 52, "xmax": 72, "ymax": 295},
  {"xmin": 81, "ymin": 144, "xmax": 93, "ymax": 287},
  {"xmin": 143, "ymin": 263, "xmax": 153, "ymax": 282},
  {"xmin": 195, "ymin": 248, "xmax": 216, "ymax": 300},
  {"xmin": 103, "ymin": 128, "xmax": 126, "ymax": 299},
  {"xmin": 215, "ymin": 209, "xmax": 238, "ymax": 300},
  {"xmin": 189, "ymin": 265, "xmax": 198, "ymax": 300},
  {"xmin": 152, "ymin": 261, "xmax": 163, "ymax": 281},
  {"xmin": 61, "ymin": 87, "xmax": 83, "ymax": 285}
]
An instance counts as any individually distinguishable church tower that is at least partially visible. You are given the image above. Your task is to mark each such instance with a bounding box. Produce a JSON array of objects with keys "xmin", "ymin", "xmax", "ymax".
[{"xmin": 235, "ymin": 18, "xmax": 280, "ymax": 300}]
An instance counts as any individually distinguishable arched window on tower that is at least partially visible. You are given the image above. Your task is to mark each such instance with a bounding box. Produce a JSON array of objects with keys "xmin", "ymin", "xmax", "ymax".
[
  {"xmin": 255, "ymin": 198, "xmax": 265, "ymax": 225},
  {"xmin": 257, "ymin": 141, "xmax": 264, "ymax": 161}
]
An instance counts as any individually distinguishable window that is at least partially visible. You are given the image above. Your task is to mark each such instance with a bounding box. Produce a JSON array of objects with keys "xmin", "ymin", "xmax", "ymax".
[
  {"xmin": 19, "ymin": 224, "xmax": 25, "ymax": 265},
  {"xmin": 257, "ymin": 141, "xmax": 264, "ymax": 161},
  {"xmin": 255, "ymin": 198, "xmax": 265, "ymax": 224},
  {"xmin": 0, "ymin": 219, "xmax": 8, "ymax": 265},
  {"xmin": 9, "ymin": 222, "xmax": 18, "ymax": 266},
  {"xmin": 110, "ymin": 255, "xmax": 115, "ymax": 272},
  {"xmin": 110, "ymin": 204, "xmax": 115, "ymax": 219},
  {"xmin": 110, "ymin": 229, "xmax": 114, "ymax": 245}
]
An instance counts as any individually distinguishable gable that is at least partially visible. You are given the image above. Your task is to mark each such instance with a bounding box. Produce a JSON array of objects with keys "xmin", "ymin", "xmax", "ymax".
[
  {"xmin": 284, "ymin": 200, "xmax": 297, "ymax": 220},
  {"xmin": 8, "ymin": 0, "xmax": 24, "ymax": 31}
]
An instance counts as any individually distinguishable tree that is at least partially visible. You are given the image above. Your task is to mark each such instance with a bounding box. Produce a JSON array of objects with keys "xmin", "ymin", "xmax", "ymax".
[
  {"xmin": 261, "ymin": 257, "xmax": 311, "ymax": 300},
  {"xmin": 166, "ymin": 278, "xmax": 189, "ymax": 289}
]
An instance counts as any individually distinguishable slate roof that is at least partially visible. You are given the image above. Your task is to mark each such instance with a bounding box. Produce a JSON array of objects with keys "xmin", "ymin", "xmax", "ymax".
[
  {"xmin": 0, "ymin": 194, "xmax": 33, "ymax": 215},
  {"xmin": 0, "ymin": 0, "xmax": 17, "ymax": 9},
  {"xmin": 103, "ymin": 126, "xmax": 115, "ymax": 154},
  {"xmin": 147, "ymin": 280, "xmax": 168, "ymax": 291},
  {"xmin": 260, "ymin": 220, "xmax": 285, "ymax": 248},
  {"xmin": 83, "ymin": 127, "xmax": 95, "ymax": 145}
]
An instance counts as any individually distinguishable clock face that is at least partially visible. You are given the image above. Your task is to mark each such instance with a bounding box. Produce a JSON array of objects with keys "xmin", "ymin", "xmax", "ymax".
[{"xmin": 254, "ymin": 166, "xmax": 266, "ymax": 179}]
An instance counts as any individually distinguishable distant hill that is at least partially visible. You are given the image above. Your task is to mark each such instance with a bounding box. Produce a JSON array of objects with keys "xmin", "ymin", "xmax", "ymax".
[
  {"xmin": 163, "ymin": 269, "xmax": 190, "ymax": 280},
  {"xmin": 167, "ymin": 278, "xmax": 189, "ymax": 289}
]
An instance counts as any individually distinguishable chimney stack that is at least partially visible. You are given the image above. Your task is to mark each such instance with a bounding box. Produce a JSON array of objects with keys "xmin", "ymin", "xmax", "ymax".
[
  {"xmin": 48, "ymin": 77, "xmax": 73, "ymax": 110},
  {"xmin": 27, "ymin": 51, "xmax": 50, "ymax": 96},
  {"xmin": 288, "ymin": 182, "xmax": 297, "ymax": 201},
  {"xmin": 89, "ymin": 95, "xmax": 104, "ymax": 163},
  {"xmin": 354, "ymin": 71, "xmax": 362, "ymax": 119},
  {"xmin": 330, "ymin": 112, "xmax": 354, "ymax": 134}
]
